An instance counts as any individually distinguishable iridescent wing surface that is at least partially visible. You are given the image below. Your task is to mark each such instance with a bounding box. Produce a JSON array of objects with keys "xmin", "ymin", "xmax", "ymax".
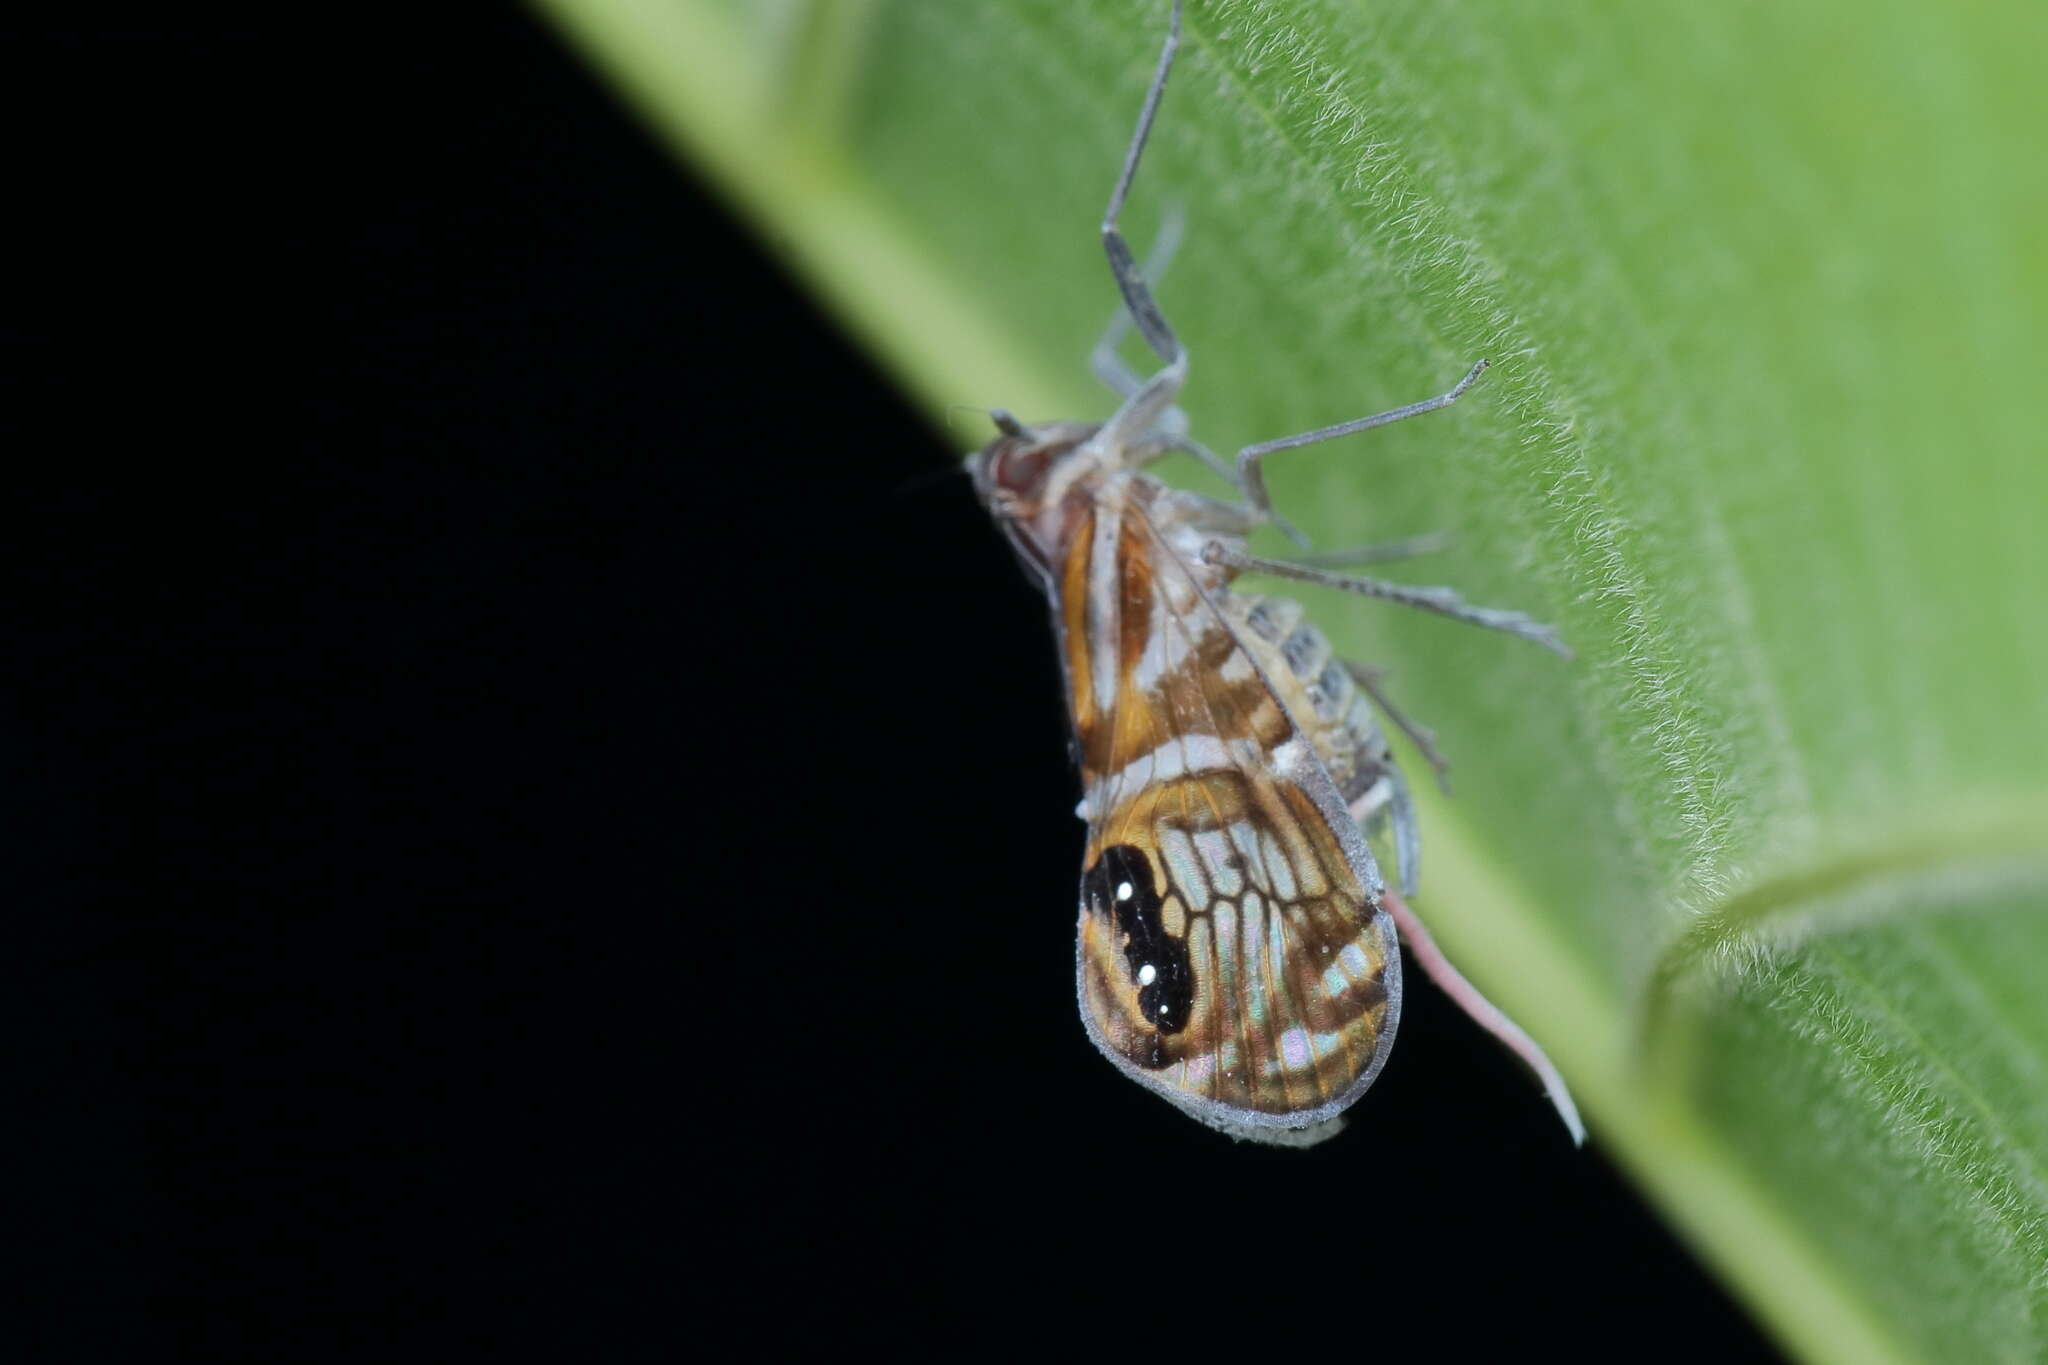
[{"xmin": 1055, "ymin": 488, "xmax": 1402, "ymax": 1134}]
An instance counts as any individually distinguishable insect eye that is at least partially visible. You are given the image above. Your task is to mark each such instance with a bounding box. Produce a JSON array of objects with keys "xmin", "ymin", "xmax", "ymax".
[
  {"xmin": 989, "ymin": 439, "xmax": 1053, "ymax": 498},
  {"xmin": 1083, "ymin": 845, "xmax": 1193, "ymax": 1035}
]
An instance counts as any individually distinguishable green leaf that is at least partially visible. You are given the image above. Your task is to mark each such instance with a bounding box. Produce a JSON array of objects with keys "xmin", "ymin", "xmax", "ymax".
[{"xmin": 535, "ymin": 1, "xmax": 2048, "ymax": 1358}]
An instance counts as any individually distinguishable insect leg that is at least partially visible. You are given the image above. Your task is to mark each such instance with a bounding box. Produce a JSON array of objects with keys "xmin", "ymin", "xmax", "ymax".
[
  {"xmin": 1090, "ymin": 329, "xmax": 1143, "ymax": 399},
  {"xmin": 1234, "ymin": 360, "xmax": 1489, "ymax": 532},
  {"xmin": 1351, "ymin": 761, "xmax": 1423, "ymax": 898},
  {"xmin": 1346, "ymin": 661, "xmax": 1452, "ymax": 795},
  {"xmin": 1165, "ymin": 433, "xmax": 1252, "ymax": 489},
  {"xmin": 1202, "ymin": 541, "xmax": 1572, "ymax": 657},
  {"xmin": 1091, "ymin": 206, "xmax": 1185, "ymax": 400},
  {"xmin": 1102, "ymin": 0, "xmax": 1186, "ymax": 371},
  {"xmin": 1092, "ymin": 208, "xmax": 1246, "ymax": 487},
  {"xmin": 1380, "ymin": 888, "xmax": 1587, "ymax": 1145},
  {"xmin": 1095, "ymin": 1, "xmax": 1195, "ymax": 455}
]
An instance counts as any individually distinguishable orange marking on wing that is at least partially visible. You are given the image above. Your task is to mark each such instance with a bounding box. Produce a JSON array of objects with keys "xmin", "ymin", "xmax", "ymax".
[{"xmin": 1071, "ymin": 494, "xmax": 1396, "ymax": 1123}]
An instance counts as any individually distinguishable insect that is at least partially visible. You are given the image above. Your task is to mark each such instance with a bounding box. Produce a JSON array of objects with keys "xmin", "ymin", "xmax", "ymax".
[{"xmin": 969, "ymin": 0, "xmax": 1583, "ymax": 1145}]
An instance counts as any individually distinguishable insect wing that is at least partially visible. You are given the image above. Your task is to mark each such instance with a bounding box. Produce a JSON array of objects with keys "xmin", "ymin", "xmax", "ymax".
[{"xmin": 1059, "ymin": 494, "xmax": 1402, "ymax": 1134}]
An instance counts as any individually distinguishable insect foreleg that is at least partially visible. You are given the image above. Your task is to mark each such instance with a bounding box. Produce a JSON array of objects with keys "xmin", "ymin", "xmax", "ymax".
[
  {"xmin": 1091, "ymin": 206, "xmax": 1185, "ymax": 400},
  {"xmin": 1095, "ymin": 2, "xmax": 1193, "ymax": 455},
  {"xmin": 1234, "ymin": 360, "xmax": 1490, "ymax": 535},
  {"xmin": 1092, "ymin": 212, "xmax": 1244, "ymax": 485},
  {"xmin": 1102, "ymin": 0, "xmax": 1186, "ymax": 372}
]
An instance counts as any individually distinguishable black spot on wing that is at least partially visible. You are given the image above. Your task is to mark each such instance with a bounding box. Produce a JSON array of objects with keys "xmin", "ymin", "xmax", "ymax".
[{"xmin": 1082, "ymin": 844, "xmax": 1193, "ymax": 1055}]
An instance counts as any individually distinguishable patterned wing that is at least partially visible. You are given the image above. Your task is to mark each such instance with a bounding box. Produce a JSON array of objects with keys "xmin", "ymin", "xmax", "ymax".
[{"xmin": 1054, "ymin": 489, "xmax": 1402, "ymax": 1137}]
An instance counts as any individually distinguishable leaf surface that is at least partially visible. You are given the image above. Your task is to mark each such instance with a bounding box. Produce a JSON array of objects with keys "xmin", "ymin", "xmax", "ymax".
[{"xmin": 536, "ymin": 2, "xmax": 2048, "ymax": 1358}]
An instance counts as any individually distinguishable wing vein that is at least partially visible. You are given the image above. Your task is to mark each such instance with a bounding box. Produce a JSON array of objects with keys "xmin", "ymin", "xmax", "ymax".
[
  {"xmin": 1150, "ymin": 512, "xmax": 1311, "ymax": 1108},
  {"xmin": 1141, "ymin": 502, "xmax": 1354, "ymax": 1109}
]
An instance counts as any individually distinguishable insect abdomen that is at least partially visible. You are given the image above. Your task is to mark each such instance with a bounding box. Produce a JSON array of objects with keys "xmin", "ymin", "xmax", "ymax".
[{"xmin": 1229, "ymin": 594, "xmax": 1395, "ymax": 819}]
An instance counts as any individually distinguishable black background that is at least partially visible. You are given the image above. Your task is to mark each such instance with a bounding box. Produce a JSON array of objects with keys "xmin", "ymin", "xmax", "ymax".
[{"xmin": 10, "ymin": 7, "xmax": 1780, "ymax": 1360}]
